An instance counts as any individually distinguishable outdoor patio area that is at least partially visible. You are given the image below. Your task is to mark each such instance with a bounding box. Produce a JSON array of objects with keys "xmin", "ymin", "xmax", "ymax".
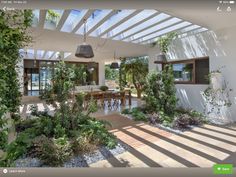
[{"xmin": 1, "ymin": 1, "xmax": 236, "ymax": 168}]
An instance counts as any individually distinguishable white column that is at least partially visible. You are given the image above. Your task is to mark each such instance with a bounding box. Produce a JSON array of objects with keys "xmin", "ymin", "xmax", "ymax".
[
  {"xmin": 148, "ymin": 47, "xmax": 161, "ymax": 72},
  {"xmin": 98, "ymin": 61, "xmax": 105, "ymax": 86}
]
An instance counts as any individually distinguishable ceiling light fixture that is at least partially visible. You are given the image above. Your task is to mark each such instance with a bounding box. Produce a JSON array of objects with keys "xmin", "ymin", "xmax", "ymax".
[
  {"xmin": 110, "ymin": 50, "xmax": 120, "ymax": 69},
  {"xmin": 75, "ymin": 19, "xmax": 94, "ymax": 58}
]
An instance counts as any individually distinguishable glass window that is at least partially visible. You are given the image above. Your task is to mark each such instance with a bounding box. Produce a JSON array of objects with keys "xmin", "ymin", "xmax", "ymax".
[{"xmin": 173, "ymin": 63, "xmax": 193, "ymax": 82}]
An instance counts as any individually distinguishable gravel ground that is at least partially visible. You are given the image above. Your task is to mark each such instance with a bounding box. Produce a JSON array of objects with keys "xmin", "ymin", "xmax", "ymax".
[{"xmin": 15, "ymin": 142, "xmax": 129, "ymax": 167}]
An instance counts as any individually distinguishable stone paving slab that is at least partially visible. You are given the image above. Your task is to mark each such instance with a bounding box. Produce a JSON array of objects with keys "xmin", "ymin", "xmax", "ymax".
[{"xmin": 92, "ymin": 114, "xmax": 236, "ymax": 168}]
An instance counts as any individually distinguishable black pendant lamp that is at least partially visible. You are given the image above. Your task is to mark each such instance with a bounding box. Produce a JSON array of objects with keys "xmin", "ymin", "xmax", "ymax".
[
  {"xmin": 75, "ymin": 19, "xmax": 94, "ymax": 58},
  {"xmin": 110, "ymin": 51, "xmax": 119, "ymax": 69}
]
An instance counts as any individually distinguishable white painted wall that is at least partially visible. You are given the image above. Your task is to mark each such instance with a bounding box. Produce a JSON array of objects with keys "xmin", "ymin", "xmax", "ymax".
[{"xmin": 148, "ymin": 25, "xmax": 236, "ymax": 123}]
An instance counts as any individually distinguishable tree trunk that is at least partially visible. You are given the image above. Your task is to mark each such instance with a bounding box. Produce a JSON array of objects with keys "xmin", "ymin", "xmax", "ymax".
[{"xmin": 137, "ymin": 89, "xmax": 142, "ymax": 98}]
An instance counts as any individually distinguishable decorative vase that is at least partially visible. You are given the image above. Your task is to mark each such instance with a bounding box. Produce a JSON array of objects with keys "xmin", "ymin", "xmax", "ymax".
[
  {"xmin": 210, "ymin": 72, "xmax": 223, "ymax": 90},
  {"xmin": 156, "ymin": 53, "xmax": 167, "ymax": 62}
]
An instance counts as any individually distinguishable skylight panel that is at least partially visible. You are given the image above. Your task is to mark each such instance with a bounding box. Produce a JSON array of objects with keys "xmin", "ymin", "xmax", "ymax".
[
  {"xmin": 89, "ymin": 10, "xmax": 136, "ymax": 37},
  {"xmin": 102, "ymin": 10, "xmax": 157, "ymax": 38},
  {"xmin": 193, "ymin": 27, "xmax": 208, "ymax": 33},
  {"xmin": 113, "ymin": 13, "xmax": 170, "ymax": 40},
  {"xmin": 125, "ymin": 17, "xmax": 182, "ymax": 42},
  {"xmin": 180, "ymin": 25, "xmax": 200, "ymax": 33},
  {"xmin": 44, "ymin": 51, "xmax": 54, "ymax": 59},
  {"xmin": 51, "ymin": 52, "xmax": 60, "ymax": 59},
  {"xmin": 64, "ymin": 52, "xmax": 71, "ymax": 58},
  {"xmin": 32, "ymin": 9, "xmax": 40, "ymax": 27},
  {"xmin": 61, "ymin": 10, "xmax": 88, "ymax": 33},
  {"xmin": 137, "ymin": 21, "xmax": 191, "ymax": 43},
  {"xmin": 36, "ymin": 50, "xmax": 45, "ymax": 59},
  {"xmin": 26, "ymin": 49, "xmax": 34, "ymax": 58},
  {"xmin": 44, "ymin": 9, "xmax": 64, "ymax": 30},
  {"xmin": 76, "ymin": 9, "xmax": 112, "ymax": 35}
]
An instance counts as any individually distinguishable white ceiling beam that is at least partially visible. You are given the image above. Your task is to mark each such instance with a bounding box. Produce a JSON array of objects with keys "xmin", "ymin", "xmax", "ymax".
[
  {"xmin": 131, "ymin": 20, "xmax": 184, "ymax": 42},
  {"xmin": 87, "ymin": 10, "xmax": 117, "ymax": 35},
  {"xmin": 49, "ymin": 51, "xmax": 56, "ymax": 60},
  {"xmin": 42, "ymin": 50, "xmax": 47, "ymax": 59},
  {"xmin": 109, "ymin": 12, "xmax": 158, "ymax": 38},
  {"xmin": 121, "ymin": 14, "xmax": 172, "ymax": 41},
  {"xmin": 56, "ymin": 10, "xmax": 71, "ymax": 31},
  {"xmin": 34, "ymin": 49, "xmax": 37, "ymax": 59},
  {"xmin": 38, "ymin": 10, "xmax": 47, "ymax": 28},
  {"xmin": 97, "ymin": 10, "xmax": 141, "ymax": 37},
  {"xmin": 71, "ymin": 10, "xmax": 95, "ymax": 33},
  {"xmin": 140, "ymin": 23, "xmax": 192, "ymax": 44}
]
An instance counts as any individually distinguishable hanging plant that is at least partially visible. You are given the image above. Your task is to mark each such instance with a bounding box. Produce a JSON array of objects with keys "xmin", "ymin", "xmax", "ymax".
[
  {"xmin": 152, "ymin": 32, "xmax": 177, "ymax": 54},
  {"xmin": 46, "ymin": 10, "xmax": 60, "ymax": 23}
]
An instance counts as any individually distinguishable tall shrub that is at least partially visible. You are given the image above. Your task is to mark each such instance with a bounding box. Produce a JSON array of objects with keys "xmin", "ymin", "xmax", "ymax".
[{"xmin": 144, "ymin": 64, "xmax": 177, "ymax": 115}]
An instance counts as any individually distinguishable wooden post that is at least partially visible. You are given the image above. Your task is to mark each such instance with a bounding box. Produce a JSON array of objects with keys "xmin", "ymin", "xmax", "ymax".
[{"xmin": 129, "ymin": 90, "xmax": 131, "ymax": 106}]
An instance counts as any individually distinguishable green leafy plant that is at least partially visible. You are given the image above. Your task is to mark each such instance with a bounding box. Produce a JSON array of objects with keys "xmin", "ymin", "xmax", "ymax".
[
  {"xmin": 46, "ymin": 10, "xmax": 60, "ymax": 23},
  {"xmin": 144, "ymin": 64, "xmax": 177, "ymax": 116},
  {"xmin": 152, "ymin": 32, "xmax": 177, "ymax": 53},
  {"xmin": 0, "ymin": 9, "xmax": 32, "ymax": 160}
]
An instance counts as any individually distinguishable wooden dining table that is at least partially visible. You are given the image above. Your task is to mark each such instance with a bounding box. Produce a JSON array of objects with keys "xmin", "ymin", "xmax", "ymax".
[{"xmin": 76, "ymin": 90, "xmax": 131, "ymax": 106}]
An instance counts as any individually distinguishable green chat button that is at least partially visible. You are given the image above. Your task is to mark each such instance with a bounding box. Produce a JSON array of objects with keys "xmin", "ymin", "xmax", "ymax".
[{"xmin": 213, "ymin": 164, "xmax": 233, "ymax": 175}]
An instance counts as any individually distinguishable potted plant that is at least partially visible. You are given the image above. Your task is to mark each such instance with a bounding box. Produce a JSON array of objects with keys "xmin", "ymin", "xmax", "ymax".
[{"xmin": 152, "ymin": 32, "xmax": 177, "ymax": 62}]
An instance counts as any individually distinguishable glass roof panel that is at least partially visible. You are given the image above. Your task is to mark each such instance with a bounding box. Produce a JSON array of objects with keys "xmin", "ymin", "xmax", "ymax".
[
  {"xmin": 26, "ymin": 49, "xmax": 34, "ymax": 58},
  {"xmin": 61, "ymin": 10, "xmax": 88, "ymax": 33},
  {"xmin": 44, "ymin": 9, "xmax": 64, "ymax": 30},
  {"xmin": 32, "ymin": 9, "xmax": 40, "ymax": 27},
  {"xmin": 102, "ymin": 10, "xmax": 157, "ymax": 38},
  {"xmin": 76, "ymin": 9, "xmax": 112, "ymax": 34},
  {"xmin": 51, "ymin": 52, "xmax": 60, "ymax": 59},
  {"xmin": 89, "ymin": 10, "xmax": 136, "ymax": 37},
  {"xmin": 135, "ymin": 21, "xmax": 191, "ymax": 43},
  {"xmin": 125, "ymin": 17, "xmax": 182, "ymax": 42},
  {"xmin": 64, "ymin": 52, "xmax": 71, "ymax": 58},
  {"xmin": 36, "ymin": 50, "xmax": 45, "ymax": 59},
  {"xmin": 44, "ymin": 51, "xmax": 54, "ymax": 59},
  {"xmin": 179, "ymin": 25, "xmax": 200, "ymax": 33},
  {"xmin": 113, "ymin": 13, "xmax": 170, "ymax": 40}
]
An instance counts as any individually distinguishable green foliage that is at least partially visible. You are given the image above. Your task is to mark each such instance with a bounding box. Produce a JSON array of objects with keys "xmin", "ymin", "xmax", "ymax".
[
  {"xmin": 30, "ymin": 135, "xmax": 72, "ymax": 166},
  {"xmin": 54, "ymin": 124, "xmax": 66, "ymax": 139},
  {"xmin": 120, "ymin": 56, "xmax": 148, "ymax": 98},
  {"xmin": 79, "ymin": 118, "xmax": 117, "ymax": 149},
  {"xmin": 121, "ymin": 108, "xmax": 131, "ymax": 114},
  {"xmin": 0, "ymin": 10, "xmax": 33, "ymax": 114},
  {"xmin": 0, "ymin": 130, "xmax": 35, "ymax": 166},
  {"xmin": 15, "ymin": 119, "xmax": 37, "ymax": 132},
  {"xmin": 144, "ymin": 64, "xmax": 177, "ymax": 115},
  {"xmin": 105, "ymin": 65, "xmax": 119, "ymax": 80},
  {"xmin": 152, "ymin": 32, "xmax": 177, "ymax": 53},
  {"xmin": 46, "ymin": 10, "xmax": 60, "ymax": 22}
]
